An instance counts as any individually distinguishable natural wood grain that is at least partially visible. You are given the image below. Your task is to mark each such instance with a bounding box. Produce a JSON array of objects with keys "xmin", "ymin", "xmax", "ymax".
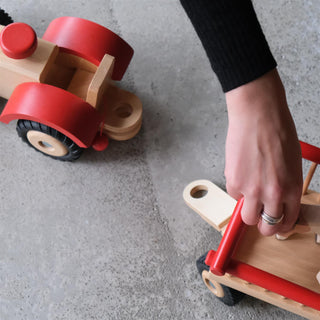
[
  {"xmin": 203, "ymin": 271, "xmax": 320, "ymax": 320},
  {"xmin": 183, "ymin": 180, "xmax": 236, "ymax": 231},
  {"xmin": 0, "ymin": 38, "xmax": 58, "ymax": 98},
  {"xmin": 302, "ymin": 162, "xmax": 318, "ymax": 195},
  {"xmin": 86, "ymin": 54, "xmax": 114, "ymax": 108}
]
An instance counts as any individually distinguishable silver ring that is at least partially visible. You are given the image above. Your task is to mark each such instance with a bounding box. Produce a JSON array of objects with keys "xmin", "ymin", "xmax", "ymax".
[{"xmin": 261, "ymin": 211, "xmax": 284, "ymax": 225}]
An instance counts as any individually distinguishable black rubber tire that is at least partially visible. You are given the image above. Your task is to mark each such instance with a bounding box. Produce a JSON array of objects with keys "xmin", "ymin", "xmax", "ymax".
[
  {"xmin": 196, "ymin": 252, "xmax": 245, "ymax": 306},
  {"xmin": 0, "ymin": 9, "xmax": 13, "ymax": 26},
  {"xmin": 16, "ymin": 120, "xmax": 83, "ymax": 161}
]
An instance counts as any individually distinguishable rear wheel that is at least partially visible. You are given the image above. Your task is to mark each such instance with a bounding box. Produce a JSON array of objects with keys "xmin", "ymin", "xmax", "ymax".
[
  {"xmin": 16, "ymin": 120, "xmax": 83, "ymax": 161},
  {"xmin": 0, "ymin": 9, "xmax": 13, "ymax": 25},
  {"xmin": 196, "ymin": 252, "xmax": 245, "ymax": 306}
]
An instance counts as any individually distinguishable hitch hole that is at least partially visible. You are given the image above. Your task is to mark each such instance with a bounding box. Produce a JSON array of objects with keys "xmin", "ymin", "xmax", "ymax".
[
  {"xmin": 114, "ymin": 103, "xmax": 133, "ymax": 118},
  {"xmin": 190, "ymin": 185, "xmax": 208, "ymax": 199}
]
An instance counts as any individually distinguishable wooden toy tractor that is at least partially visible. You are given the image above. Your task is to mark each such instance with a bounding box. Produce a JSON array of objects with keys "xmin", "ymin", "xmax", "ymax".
[
  {"xmin": 0, "ymin": 10, "xmax": 142, "ymax": 160},
  {"xmin": 183, "ymin": 141, "xmax": 320, "ymax": 319}
]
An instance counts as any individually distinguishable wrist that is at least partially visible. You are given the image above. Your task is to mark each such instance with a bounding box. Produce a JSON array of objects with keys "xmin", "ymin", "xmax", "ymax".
[{"xmin": 226, "ymin": 69, "xmax": 286, "ymax": 114}]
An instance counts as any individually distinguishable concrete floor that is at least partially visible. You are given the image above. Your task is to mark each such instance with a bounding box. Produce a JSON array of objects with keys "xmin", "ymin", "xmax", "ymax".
[{"xmin": 0, "ymin": 1, "xmax": 319, "ymax": 319}]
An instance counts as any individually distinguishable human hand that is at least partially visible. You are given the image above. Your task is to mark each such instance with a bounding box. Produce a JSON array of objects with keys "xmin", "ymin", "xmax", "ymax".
[{"xmin": 224, "ymin": 69, "xmax": 303, "ymax": 236}]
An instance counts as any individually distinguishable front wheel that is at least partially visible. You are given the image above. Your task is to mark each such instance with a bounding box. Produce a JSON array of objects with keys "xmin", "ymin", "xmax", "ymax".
[
  {"xmin": 17, "ymin": 120, "xmax": 83, "ymax": 161},
  {"xmin": 196, "ymin": 252, "xmax": 245, "ymax": 306}
]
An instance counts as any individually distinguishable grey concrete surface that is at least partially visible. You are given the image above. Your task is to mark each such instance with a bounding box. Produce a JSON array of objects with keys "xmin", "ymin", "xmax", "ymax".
[{"xmin": 0, "ymin": 0, "xmax": 319, "ymax": 319}]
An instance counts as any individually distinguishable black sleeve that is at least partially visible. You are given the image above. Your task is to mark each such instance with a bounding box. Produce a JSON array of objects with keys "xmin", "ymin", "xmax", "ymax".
[{"xmin": 180, "ymin": 0, "xmax": 277, "ymax": 92}]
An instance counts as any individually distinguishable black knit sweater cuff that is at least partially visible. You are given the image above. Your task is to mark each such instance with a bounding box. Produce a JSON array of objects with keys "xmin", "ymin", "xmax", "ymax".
[{"xmin": 180, "ymin": 0, "xmax": 277, "ymax": 92}]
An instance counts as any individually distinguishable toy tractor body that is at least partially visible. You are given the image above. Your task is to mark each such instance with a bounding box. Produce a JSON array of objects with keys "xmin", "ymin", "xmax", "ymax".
[{"xmin": 0, "ymin": 16, "xmax": 142, "ymax": 160}]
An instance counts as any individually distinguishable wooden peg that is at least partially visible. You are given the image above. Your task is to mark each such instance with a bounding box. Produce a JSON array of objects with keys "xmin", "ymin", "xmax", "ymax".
[
  {"xmin": 276, "ymin": 203, "xmax": 320, "ymax": 243},
  {"xmin": 302, "ymin": 162, "xmax": 318, "ymax": 195}
]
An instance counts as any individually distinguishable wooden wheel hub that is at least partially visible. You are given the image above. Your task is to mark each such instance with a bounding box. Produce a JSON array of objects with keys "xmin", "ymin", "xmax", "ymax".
[
  {"xmin": 202, "ymin": 270, "xmax": 225, "ymax": 298},
  {"xmin": 27, "ymin": 130, "xmax": 68, "ymax": 157}
]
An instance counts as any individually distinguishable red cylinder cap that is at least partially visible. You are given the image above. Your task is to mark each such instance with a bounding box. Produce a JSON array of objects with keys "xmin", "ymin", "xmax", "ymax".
[{"xmin": 0, "ymin": 22, "xmax": 38, "ymax": 59}]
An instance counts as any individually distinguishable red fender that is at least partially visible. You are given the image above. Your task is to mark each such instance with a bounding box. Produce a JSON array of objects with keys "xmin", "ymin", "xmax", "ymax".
[
  {"xmin": 300, "ymin": 140, "xmax": 320, "ymax": 164},
  {"xmin": 0, "ymin": 83, "xmax": 103, "ymax": 148},
  {"xmin": 42, "ymin": 17, "xmax": 134, "ymax": 81}
]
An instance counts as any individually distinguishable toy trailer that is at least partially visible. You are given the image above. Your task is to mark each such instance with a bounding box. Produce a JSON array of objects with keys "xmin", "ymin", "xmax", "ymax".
[
  {"xmin": 0, "ymin": 14, "xmax": 142, "ymax": 160},
  {"xmin": 183, "ymin": 141, "xmax": 320, "ymax": 320}
]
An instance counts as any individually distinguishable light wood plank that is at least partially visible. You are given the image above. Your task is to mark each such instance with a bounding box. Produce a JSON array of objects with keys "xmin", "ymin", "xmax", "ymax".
[{"xmin": 183, "ymin": 180, "xmax": 236, "ymax": 231}]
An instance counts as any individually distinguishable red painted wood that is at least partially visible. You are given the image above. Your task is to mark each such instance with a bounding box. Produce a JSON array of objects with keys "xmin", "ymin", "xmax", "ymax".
[
  {"xmin": 0, "ymin": 23, "xmax": 37, "ymax": 59},
  {"xmin": 205, "ymin": 193, "xmax": 320, "ymax": 310},
  {"xmin": 91, "ymin": 132, "xmax": 109, "ymax": 151},
  {"xmin": 206, "ymin": 249, "xmax": 320, "ymax": 310},
  {"xmin": 0, "ymin": 82, "xmax": 103, "ymax": 148},
  {"xmin": 43, "ymin": 17, "xmax": 133, "ymax": 80},
  {"xmin": 206, "ymin": 197, "xmax": 246, "ymax": 276},
  {"xmin": 300, "ymin": 140, "xmax": 320, "ymax": 164}
]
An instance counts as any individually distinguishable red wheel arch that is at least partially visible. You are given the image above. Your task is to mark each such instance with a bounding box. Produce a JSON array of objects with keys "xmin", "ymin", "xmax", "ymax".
[
  {"xmin": 42, "ymin": 17, "xmax": 134, "ymax": 81},
  {"xmin": 0, "ymin": 83, "xmax": 103, "ymax": 148}
]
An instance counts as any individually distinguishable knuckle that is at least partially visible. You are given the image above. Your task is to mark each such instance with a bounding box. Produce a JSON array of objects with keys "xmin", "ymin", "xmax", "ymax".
[
  {"xmin": 265, "ymin": 183, "xmax": 284, "ymax": 203},
  {"xmin": 245, "ymin": 185, "xmax": 261, "ymax": 199},
  {"xmin": 265, "ymin": 180, "xmax": 302, "ymax": 203}
]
